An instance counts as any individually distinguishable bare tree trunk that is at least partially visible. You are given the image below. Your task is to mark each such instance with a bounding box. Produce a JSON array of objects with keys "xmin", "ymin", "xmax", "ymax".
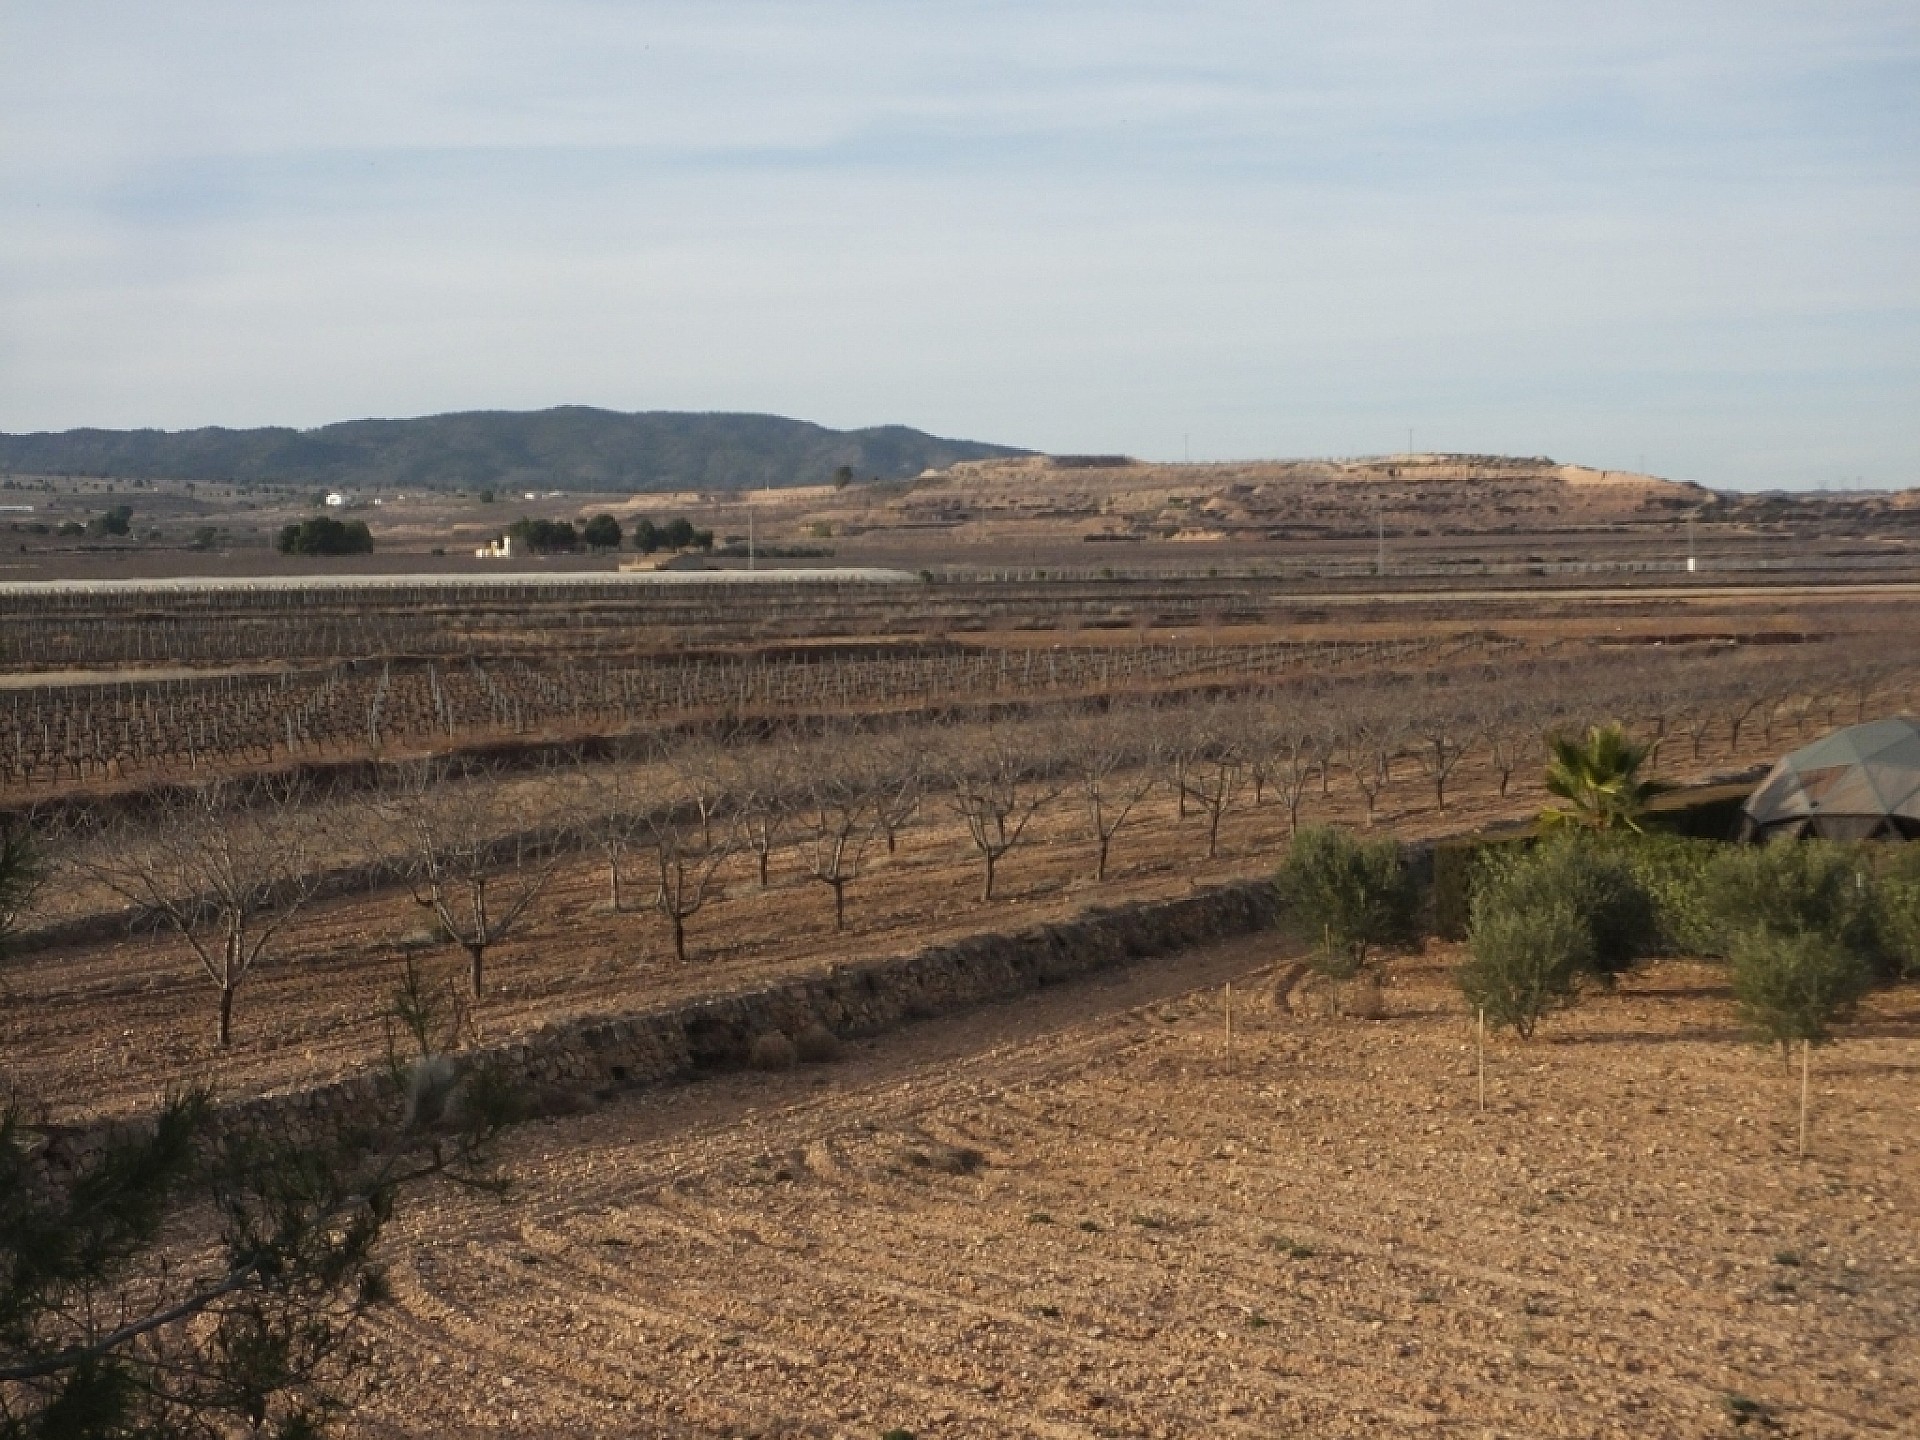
[{"xmin": 467, "ymin": 941, "xmax": 486, "ymax": 998}]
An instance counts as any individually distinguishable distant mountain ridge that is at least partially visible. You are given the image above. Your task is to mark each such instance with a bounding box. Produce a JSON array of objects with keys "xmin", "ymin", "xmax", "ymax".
[{"xmin": 0, "ymin": 407, "xmax": 1034, "ymax": 493}]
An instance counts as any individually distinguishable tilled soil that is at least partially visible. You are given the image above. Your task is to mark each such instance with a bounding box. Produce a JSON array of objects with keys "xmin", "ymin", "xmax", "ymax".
[
  {"xmin": 345, "ymin": 940, "xmax": 1918, "ymax": 1439},
  {"xmin": 1, "ymin": 743, "xmax": 1768, "ymax": 1124}
]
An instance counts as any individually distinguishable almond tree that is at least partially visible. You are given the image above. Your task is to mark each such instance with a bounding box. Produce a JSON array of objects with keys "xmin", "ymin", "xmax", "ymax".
[
  {"xmin": 80, "ymin": 777, "xmax": 320, "ymax": 1047},
  {"xmin": 0, "ymin": 811, "xmax": 44, "ymax": 948},
  {"xmin": 1337, "ymin": 699, "xmax": 1392, "ymax": 827},
  {"xmin": 643, "ymin": 811, "xmax": 736, "ymax": 963},
  {"xmin": 859, "ymin": 728, "xmax": 925, "ymax": 855},
  {"xmin": 1057, "ymin": 703, "xmax": 1157, "ymax": 882},
  {"xmin": 1176, "ymin": 702, "xmax": 1243, "ymax": 860},
  {"xmin": 1258, "ymin": 704, "xmax": 1322, "ymax": 836},
  {"xmin": 732, "ymin": 742, "xmax": 796, "ymax": 889},
  {"xmin": 573, "ymin": 754, "xmax": 649, "ymax": 912},
  {"xmin": 797, "ymin": 746, "xmax": 878, "ymax": 931},
  {"xmin": 940, "ymin": 728, "xmax": 1063, "ymax": 902},
  {"xmin": 643, "ymin": 749, "xmax": 739, "ymax": 963},
  {"xmin": 1412, "ymin": 690, "xmax": 1480, "ymax": 813},
  {"xmin": 1483, "ymin": 699, "xmax": 1531, "ymax": 799},
  {"xmin": 382, "ymin": 760, "xmax": 564, "ymax": 997}
]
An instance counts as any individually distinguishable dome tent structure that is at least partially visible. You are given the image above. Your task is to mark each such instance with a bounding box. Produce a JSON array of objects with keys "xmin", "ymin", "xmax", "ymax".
[{"xmin": 1739, "ymin": 717, "xmax": 1920, "ymax": 843}]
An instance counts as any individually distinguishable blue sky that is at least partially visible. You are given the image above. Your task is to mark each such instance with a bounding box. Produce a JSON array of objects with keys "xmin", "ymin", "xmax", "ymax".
[{"xmin": 2, "ymin": 1, "xmax": 1915, "ymax": 489}]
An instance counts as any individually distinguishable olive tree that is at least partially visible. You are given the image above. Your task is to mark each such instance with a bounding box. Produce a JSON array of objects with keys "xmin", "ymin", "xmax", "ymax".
[
  {"xmin": 1274, "ymin": 825, "xmax": 1418, "ymax": 1002},
  {"xmin": 1458, "ymin": 895, "xmax": 1592, "ymax": 1040}
]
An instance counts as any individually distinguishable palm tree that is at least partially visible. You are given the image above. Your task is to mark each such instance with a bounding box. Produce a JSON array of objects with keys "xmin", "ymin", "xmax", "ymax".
[{"xmin": 1539, "ymin": 723, "xmax": 1663, "ymax": 832}]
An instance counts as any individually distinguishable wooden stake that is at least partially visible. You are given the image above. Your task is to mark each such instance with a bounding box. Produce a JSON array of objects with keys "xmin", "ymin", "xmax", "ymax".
[
  {"xmin": 1477, "ymin": 1007, "xmax": 1487, "ymax": 1114},
  {"xmin": 1798, "ymin": 1038, "xmax": 1810, "ymax": 1161},
  {"xmin": 1225, "ymin": 982, "xmax": 1235, "ymax": 1075}
]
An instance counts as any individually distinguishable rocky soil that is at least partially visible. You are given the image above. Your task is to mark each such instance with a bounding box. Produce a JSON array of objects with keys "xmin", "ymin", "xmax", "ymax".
[{"xmin": 345, "ymin": 938, "xmax": 1917, "ymax": 1438}]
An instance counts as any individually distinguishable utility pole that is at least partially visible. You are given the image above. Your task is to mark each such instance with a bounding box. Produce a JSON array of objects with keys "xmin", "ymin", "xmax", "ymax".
[
  {"xmin": 1686, "ymin": 511, "xmax": 1697, "ymax": 574},
  {"xmin": 748, "ymin": 503, "xmax": 756, "ymax": 572},
  {"xmin": 1376, "ymin": 501, "xmax": 1385, "ymax": 579}
]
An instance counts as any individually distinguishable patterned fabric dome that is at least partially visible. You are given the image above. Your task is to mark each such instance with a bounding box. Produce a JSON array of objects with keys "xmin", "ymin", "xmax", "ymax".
[{"xmin": 1740, "ymin": 717, "xmax": 1920, "ymax": 842}]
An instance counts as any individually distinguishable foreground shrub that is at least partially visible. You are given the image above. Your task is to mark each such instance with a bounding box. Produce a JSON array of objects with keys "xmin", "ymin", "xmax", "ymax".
[
  {"xmin": 1702, "ymin": 841, "xmax": 1881, "ymax": 965},
  {"xmin": 1870, "ymin": 846, "xmax": 1920, "ymax": 980},
  {"xmin": 1728, "ymin": 928, "xmax": 1873, "ymax": 1056},
  {"xmin": 1275, "ymin": 826, "xmax": 1418, "ymax": 984},
  {"xmin": 1604, "ymin": 832, "xmax": 1722, "ymax": 957},
  {"xmin": 1474, "ymin": 836, "xmax": 1655, "ymax": 982},
  {"xmin": 1459, "ymin": 894, "xmax": 1593, "ymax": 1038}
]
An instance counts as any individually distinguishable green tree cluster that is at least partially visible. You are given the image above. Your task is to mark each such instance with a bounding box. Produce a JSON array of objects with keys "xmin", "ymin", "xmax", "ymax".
[
  {"xmin": 84, "ymin": 505, "xmax": 133, "ymax": 540},
  {"xmin": 1458, "ymin": 838, "xmax": 1659, "ymax": 1038},
  {"xmin": 275, "ymin": 516, "xmax": 373, "ymax": 557},
  {"xmin": 1702, "ymin": 842, "xmax": 1879, "ymax": 1054},
  {"xmin": 581, "ymin": 513, "xmax": 622, "ymax": 550},
  {"xmin": 630, "ymin": 517, "xmax": 713, "ymax": 554},
  {"xmin": 505, "ymin": 517, "xmax": 579, "ymax": 553}
]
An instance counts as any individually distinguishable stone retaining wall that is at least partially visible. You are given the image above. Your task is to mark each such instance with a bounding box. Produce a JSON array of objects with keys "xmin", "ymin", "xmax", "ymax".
[{"xmin": 203, "ymin": 878, "xmax": 1280, "ymax": 1151}]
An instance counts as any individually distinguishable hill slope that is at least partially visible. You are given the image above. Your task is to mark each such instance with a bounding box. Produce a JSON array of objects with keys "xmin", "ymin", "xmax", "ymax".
[{"xmin": 0, "ymin": 408, "xmax": 1033, "ymax": 493}]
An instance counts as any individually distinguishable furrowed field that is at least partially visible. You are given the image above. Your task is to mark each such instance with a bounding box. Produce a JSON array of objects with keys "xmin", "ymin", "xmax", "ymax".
[{"xmin": 4, "ymin": 565, "xmax": 1917, "ymax": 1438}]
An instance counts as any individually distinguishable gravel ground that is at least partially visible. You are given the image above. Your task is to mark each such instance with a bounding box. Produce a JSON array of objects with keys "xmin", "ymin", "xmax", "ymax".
[{"xmin": 343, "ymin": 939, "xmax": 1918, "ymax": 1439}]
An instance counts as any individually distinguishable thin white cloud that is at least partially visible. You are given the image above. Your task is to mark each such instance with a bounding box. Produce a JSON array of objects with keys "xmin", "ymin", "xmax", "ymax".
[{"xmin": 1, "ymin": 0, "xmax": 1916, "ymax": 487}]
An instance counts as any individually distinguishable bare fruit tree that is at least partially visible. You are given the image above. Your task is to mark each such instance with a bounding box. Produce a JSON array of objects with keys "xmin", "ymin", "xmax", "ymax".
[
  {"xmin": 731, "ymin": 741, "xmax": 796, "ymax": 890},
  {"xmin": 939, "ymin": 727, "xmax": 1063, "ymax": 902},
  {"xmin": 1176, "ymin": 701, "xmax": 1244, "ymax": 860},
  {"xmin": 0, "ymin": 809, "xmax": 48, "ymax": 945},
  {"xmin": 1337, "ymin": 696, "xmax": 1394, "ymax": 827},
  {"xmin": 643, "ymin": 749, "xmax": 739, "ymax": 963},
  {"xmin": 1412, "ymin": 690, "xmax": 1480, "ymax": 813},
  {"xmin": 1483, "ymin": 693, "xmax": 1545, "ymax": 800},
  {"xmin": 381, "ymin": 760, "xmax": 565, "ymax": 997},
  {"xmin": 573, "ymin": 753, "xmax": 649, "ymax": 913},
  {"xmin": 1057, "ymin": 703, "xmax": 1156, "ymax": 882},
  {"xmin": 79, "ymin": 777, "xmax": 321, "ymax": 1047},
  {"xmin": 1256, "ymin": 701, "xmax": 1322, "ymax": 837},
  {"xmin": 796, "ymin": 736, "xmax": 879, "ymax": 931},
  {"xmin": 859, "ymin": 728, "xmax": 925, "ymax": 856}
]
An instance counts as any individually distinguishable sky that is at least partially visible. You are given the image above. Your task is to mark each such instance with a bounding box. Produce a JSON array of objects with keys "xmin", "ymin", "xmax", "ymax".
[{"xmin": 2, "ymin": 2, "xmax": 1916, "ymax": 490}]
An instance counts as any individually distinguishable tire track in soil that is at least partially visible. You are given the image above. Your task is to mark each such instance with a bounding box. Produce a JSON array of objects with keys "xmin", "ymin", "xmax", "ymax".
[
  {"xmin": 343, "ymin": 933, "xmax": 1915, "ymax": 1438},
  {"xmin": 371, "ymin": 945, "xmax": 1563, "ymax": 1436},
  {"xmin": 528, "ymin": 1198, "xmax": 1478, "ymax": 1436},
  {"xmin": 456, "ymin": 1235, "xmax": 1116, "ymax": 1440}
]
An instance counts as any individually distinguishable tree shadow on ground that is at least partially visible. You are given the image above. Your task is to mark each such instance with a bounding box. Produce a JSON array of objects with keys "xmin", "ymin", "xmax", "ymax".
[
  {"xmin": 1547, "ymin": 1025, "xmax": 1747, "ymax": 1047},
  {"xmin": 1616, "ymin": 982, "xmax": 1735, "ymax": 1002}
]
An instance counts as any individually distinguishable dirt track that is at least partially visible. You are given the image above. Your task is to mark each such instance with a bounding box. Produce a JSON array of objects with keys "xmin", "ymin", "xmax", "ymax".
[{"xmin": 345, "ymin": 942, "xmax": 1918, "ymax": 1439}]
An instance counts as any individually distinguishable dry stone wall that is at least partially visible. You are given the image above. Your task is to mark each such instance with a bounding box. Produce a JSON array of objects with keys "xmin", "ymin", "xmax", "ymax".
[{"xmin": 190, "ymin": 878, "xmax": 1280, "ymax": 1154}]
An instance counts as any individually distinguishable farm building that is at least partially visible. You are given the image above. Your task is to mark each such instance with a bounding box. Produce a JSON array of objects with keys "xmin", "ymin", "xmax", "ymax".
[{"xmin": 1740, "ymin": 716, "xmax": 1920, "ymax": 842}]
